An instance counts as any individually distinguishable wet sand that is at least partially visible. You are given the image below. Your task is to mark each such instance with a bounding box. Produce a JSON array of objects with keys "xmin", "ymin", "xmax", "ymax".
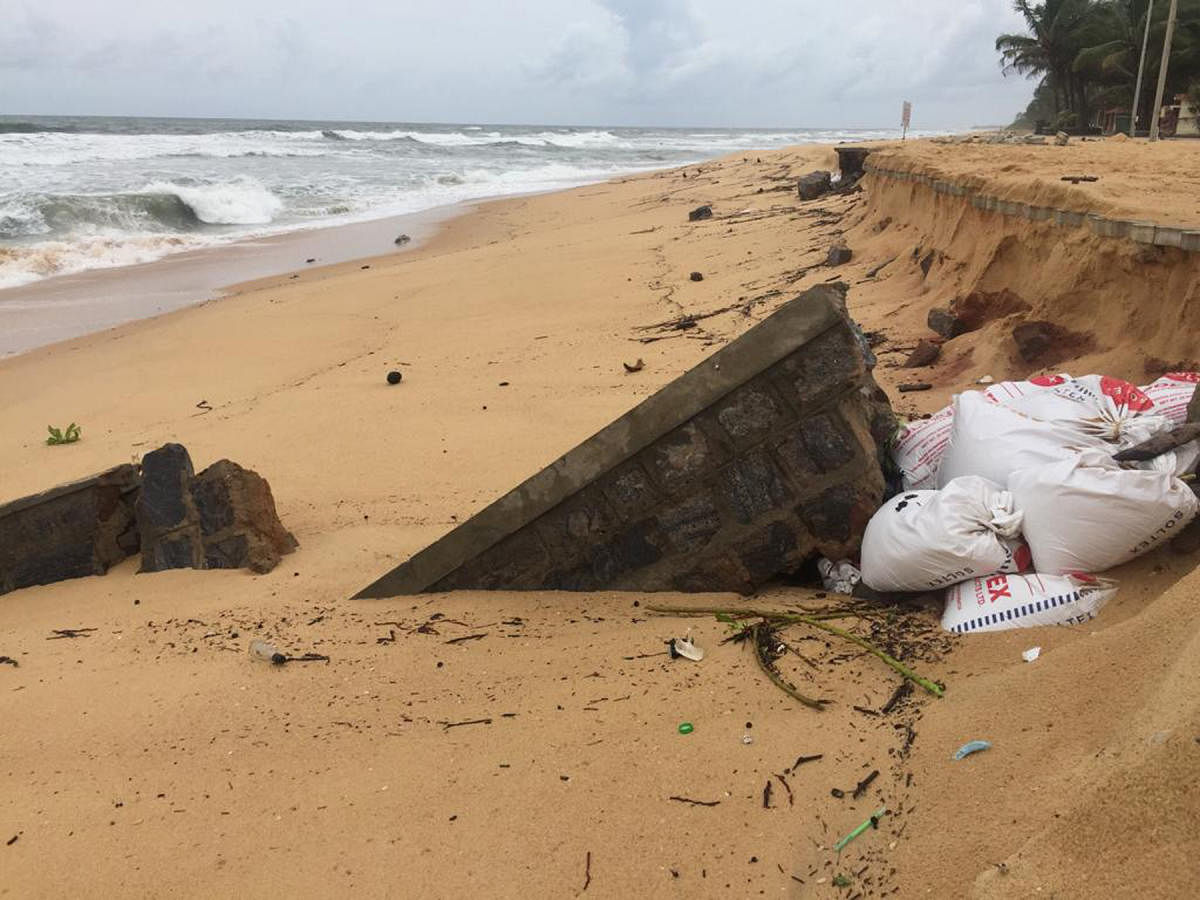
[{"xmin": 0, "ymin": 205, "xmax": 454, "ymax": 357}]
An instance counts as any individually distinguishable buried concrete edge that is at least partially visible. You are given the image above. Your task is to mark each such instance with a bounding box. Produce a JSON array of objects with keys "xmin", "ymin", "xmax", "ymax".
[{"xmin": 352, "ymin": 284, "xmax": 849, "ymax": 598}]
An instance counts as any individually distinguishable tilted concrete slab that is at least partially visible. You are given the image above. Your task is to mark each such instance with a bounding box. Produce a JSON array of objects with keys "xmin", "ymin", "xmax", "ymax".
[
  {"xmin": 0, "ymin": 464, "xmax": 141, "ymax": 597},
  {"xmin": 353, "ymin": 283, "xmax": 895, "ymax": 597}
]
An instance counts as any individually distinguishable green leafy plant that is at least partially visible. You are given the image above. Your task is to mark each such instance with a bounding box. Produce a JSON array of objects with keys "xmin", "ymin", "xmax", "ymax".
[{"xmin": 46, "ymin": 423, "xmax": 81, "ymax": 446}]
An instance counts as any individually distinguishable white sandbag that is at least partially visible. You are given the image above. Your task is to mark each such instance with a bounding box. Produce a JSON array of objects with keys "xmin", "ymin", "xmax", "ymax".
[
  {"xmin": 860, "ymin": 476, "xmax": 1030, "ymax": 592},
  {"xmin": 892, "ymin": 373, "xmax": 1185, "ymax": 490},
  {"xmin": 941, "ymin": 572, "xmax": 1117, "ymax": 633},
  {"xmin": 978, "ymin": 373, "xmax": 1069, "ymax": 402},
  {"xmin": 890, "ymin": 375, "xmax": 1069, "ymax": 491},
  {"xmin": 936, "ymin": 391, "xmax": 1104, "ymax": 488},
  {"xmin": 1009, "ymin": 449, "xmax": 1199, "ymax": 574},
  {"xmin": 1141, "ymin": 372, "xmax": 1199, "ymax": 424},
  {"xmin": 891, "ymin": 406, "xmax": 954, "ymax": 491},
  {"xmin": 998, "ymin": 374, "xmax": 1168, "ymax": 446}
]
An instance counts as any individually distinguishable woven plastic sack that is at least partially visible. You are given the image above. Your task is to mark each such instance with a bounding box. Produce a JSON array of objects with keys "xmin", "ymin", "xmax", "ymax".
[
  {"xmin": 1141, "ymin": 372, "xmax": 1199, "ymax": 424},
  {"xmin": 942, "ymin": 572, "xmax": 1117, "ymax": 633},
  {"xmin": 936, "ymin": 392, "xmax": 1105, "ymax": 488},
  {"xmin": 860, "ymin": 476, "xmax": 1030, "ymax": 592},
  {"xmin": 1008, "ymin": 449, "xmax": 1199, "ymax": 574}
]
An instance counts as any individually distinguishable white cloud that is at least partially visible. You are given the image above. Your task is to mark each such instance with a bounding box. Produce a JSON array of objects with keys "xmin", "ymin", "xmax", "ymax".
[{"xmin": 2, "ymin": 0, "xmax": 1035, "ymax": 127}]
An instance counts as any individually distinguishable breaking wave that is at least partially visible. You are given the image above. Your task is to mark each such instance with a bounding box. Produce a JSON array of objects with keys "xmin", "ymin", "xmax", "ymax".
[{"xmin": 0, "ymin": 178, "xmax": 282, "ymax": 241}]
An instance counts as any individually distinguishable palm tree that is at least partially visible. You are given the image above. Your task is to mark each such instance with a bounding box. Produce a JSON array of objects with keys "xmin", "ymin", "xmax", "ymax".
[
  {"xmin": 1074, "ymin": 1, "xmax": 1200, "ymax": 125},
  {"xmin": 996, "ymin": 0, "xmax": 1100, "ymax": 121}
]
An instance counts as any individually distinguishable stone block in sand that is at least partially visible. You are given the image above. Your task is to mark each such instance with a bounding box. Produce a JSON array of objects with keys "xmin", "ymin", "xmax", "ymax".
[{"xmin": 354, "ymin": 282, "xmax": 895, "ymax": 597}]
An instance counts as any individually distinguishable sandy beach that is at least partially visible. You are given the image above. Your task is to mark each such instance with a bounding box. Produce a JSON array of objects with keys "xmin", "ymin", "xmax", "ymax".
[{"xmin": 3, "ymin": 137, "xmax": 1200, "ymax": 897}]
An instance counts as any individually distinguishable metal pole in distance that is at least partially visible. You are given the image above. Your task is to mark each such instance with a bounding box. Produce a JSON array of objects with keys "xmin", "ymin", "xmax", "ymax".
[
  {"xmin": 1149, "ymin": 0, "xmax": 1179, "ymax": 141},
  {"xmin": 1131, "ymin": 0, "xmax": 1155, "ymax": 136}
]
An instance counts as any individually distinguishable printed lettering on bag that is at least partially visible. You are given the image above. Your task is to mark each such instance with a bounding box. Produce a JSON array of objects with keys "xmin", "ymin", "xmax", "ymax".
[
  {"xmin": 985, "ymin": 574, "xmax": 1011, "ymax": 604},
  {"xmin": 1127, "ymin": 509, "xmax": 1187, "ymax": 555},
  {"xmin": 1098, "ymin": 376, "xmax": 1154, "ymax": 411},
  {"xmin": 927, "ymin": 567, "xmax": 974, "ymax": 589}
]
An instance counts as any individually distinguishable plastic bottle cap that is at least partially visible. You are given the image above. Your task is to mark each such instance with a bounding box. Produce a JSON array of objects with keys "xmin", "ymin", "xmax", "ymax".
[{"xmin": 678, "ymin": 722, "xmax": 694, "ymax": 734}]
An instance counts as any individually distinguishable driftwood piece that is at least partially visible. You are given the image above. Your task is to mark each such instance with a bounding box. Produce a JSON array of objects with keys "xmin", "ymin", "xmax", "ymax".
[{"xmin": 1112, "ymin": 423, "xmax": 1200, "ymax": 462}]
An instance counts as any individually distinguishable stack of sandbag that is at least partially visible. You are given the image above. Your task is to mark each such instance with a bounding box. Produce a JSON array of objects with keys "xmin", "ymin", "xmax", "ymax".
[
  {"xmin": 877, "ymin": 372, "xmax": 1200, "ymax": 634},
  {"xmin": 892, "ymin": 372, "xmax": 1198, "ymax": 491}
]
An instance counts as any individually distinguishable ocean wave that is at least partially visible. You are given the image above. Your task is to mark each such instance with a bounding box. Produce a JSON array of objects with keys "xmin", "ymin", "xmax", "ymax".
[
  {"xmin": 0, "ymin": 234, "xmax": 208, "ymax": 289},
  {"xmin": 322, "ymin": 128, "xmax": 627, "ymax": 149},
  {"xmin": 0, "ymin": 130, "xmax": 333, "ymax": 165},
  {"xmin": 0, "ymin": 121, "xmax": 78, "ymax": 135},
  {"xmin": 0, "ymin": 178, "xmax": 281, "ymax": 241},
  {"xmin": 141, "ymin": 179, "xmax": 282, "ymax": 225}
]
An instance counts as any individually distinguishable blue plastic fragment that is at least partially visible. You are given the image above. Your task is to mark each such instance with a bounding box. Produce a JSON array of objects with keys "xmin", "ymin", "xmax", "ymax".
[{"xmin": 953, "ymin": 740, "xmax": 992, "ymax": 760}]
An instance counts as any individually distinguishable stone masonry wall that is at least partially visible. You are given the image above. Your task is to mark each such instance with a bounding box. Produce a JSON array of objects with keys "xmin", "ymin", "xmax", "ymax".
[{"xmin": 357, "ymin": 283, "xmax": 895, "ymax": 596}]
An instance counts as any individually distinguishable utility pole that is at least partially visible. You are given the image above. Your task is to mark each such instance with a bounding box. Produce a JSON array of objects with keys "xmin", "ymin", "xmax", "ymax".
[
  {"xmin": 1149, "ymin": 0, "xmax": 1179, "ymax": 141},
  {"xmin": 1130, "ymin": 0, "xmax": 1154, "ymax": 136}
]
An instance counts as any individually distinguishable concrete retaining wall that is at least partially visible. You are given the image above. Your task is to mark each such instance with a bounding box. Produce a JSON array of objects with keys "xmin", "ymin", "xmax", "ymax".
[{"xmin": 354, "ymin": 283, "xmax": 894, "ymax": 597}]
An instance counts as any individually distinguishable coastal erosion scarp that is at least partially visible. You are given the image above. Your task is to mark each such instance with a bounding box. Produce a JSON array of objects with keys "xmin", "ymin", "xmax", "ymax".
[{"xmin": 848, "ymin": 142, "xmax": 1200, "ymax": 380}]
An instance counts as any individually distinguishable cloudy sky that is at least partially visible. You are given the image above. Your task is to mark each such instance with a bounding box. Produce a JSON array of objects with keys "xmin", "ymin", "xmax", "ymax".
[{"xmin": 3, "ymin": 0, "xmax": 1036, "ymax": 128}]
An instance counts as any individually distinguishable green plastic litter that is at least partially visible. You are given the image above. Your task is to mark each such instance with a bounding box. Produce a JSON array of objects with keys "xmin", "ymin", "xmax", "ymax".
[
  {"xmin": 678, "ymin": 722, "xmax": 694, "ymax": 734},
  {"xmin": 834, "ymin": 806, "xmax": 887, "ymax": 852}
]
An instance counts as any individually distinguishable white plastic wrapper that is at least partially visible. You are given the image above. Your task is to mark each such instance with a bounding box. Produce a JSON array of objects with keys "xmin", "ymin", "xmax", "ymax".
[
  {"xmin": 1008, "ymin": 449, "xmax": 1199, "ymax": 574},
  {"xmin": 860, "ymin": 476, "xmax": 1030, "ymax": 592},
  {"xmin": 941, "ymin": 572, "xmax": 1117, "ymax": 633},
  {"xmin": 936, "ymin": 392, "xmax": 1105, "ymax": 488},
  {"xmin": 1141, "ymin": 372, "xmax": 1199, "ymax": 424},
  {"xmin": 817, "ymin": 558, "xmax": 861, "ymax": 595}
]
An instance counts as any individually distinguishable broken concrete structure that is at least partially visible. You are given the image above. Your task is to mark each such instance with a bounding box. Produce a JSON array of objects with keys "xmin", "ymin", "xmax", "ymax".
[
  {"xmin": 834, "ymin": 146, "xmax": 872, "ymax": 183},
  {"xmin": 0, "ymin": 464, "xmax": 140, "ymax": 597},
  {"xmin": 797, "ymin": 171, "xmax": 832, "ymax": 201},
  {"xmin": 190, "ymin": 460, "xmax": 299, "ymax": 573},
  {"xmin": 138, "ymin": 444, "xmax": 298, "ymax": 574},
  {"xmin": 0, "ymin": 445, "xmax": 296, "ymax": 597},
  {"xmin": 354, "ymin": 283, "xmax": 895, "ymax": 597}
]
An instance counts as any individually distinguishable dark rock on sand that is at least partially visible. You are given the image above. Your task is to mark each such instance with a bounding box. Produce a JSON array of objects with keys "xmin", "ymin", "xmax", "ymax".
[
  {"xmin": 387, "ymin": 370, "xmax": 403, "ymax": 385},
  {"xmin": 138, "ymin": 444, "xmax": 297, "ymax": 574},
  {"xmin": 689, "ymin": 272, "xmax": 704, "ymax": 282},
  {"xmin": 137, "ymin": 443, "xmax": 205, "ymax": 572},
  {"xmin": 927, "ymin": 307, "xmax": 967, "ymax": 340},
  {"xmin": 904, "ymin": 339, "xmax": 941, "ymax": 368},
  {"xmin": 688, "ymin": 205, "xmax": 713, "ymax": 222},
  {"xmin": 797, "ymin": 171, "xmax": 832, "ymax": 201},
  {"xmin": 394, "ymin": 234, "xmax": 411, "ymax": 245},
  {"xmin": 1012, "ymin": 321, "xmax": 1057, "ymax": 363},
  {"xmin": 826, "ymin": 244, "xmax": 852, "ymax": 266},
  {"xmin": 190, "ymin": 460, "xmax": 299, "ymax": 574}
]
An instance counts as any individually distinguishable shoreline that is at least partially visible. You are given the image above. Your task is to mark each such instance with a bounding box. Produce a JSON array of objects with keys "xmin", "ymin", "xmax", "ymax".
[{"xmin": 0, "ymin": 202, "xmax": 463, "ymax": 359}]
